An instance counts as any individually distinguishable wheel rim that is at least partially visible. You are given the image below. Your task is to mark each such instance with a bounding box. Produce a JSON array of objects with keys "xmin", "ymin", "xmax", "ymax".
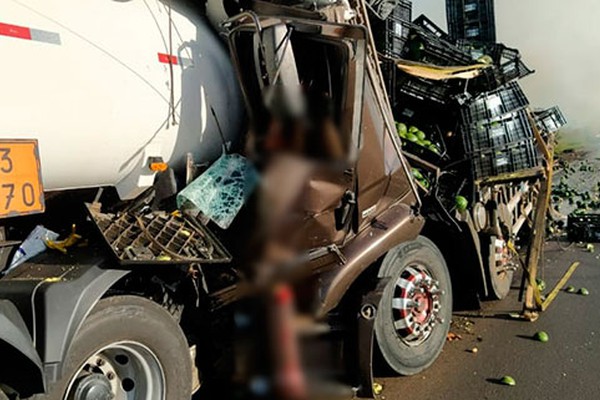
[
  {"xmin": 391, "ymin": 264, "xmax": 443, "ymax": 347},
  {"xmin": 65, "ymin": 341, "xmax": 166, "ymax": 400}
]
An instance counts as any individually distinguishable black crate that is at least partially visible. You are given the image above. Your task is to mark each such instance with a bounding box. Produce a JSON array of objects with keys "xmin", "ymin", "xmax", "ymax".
[
  {"xmin": 367, "ymin": 0, "xmax": 409, "ymax": 20},
  {"xmin": 534, "ymin": 106, "xmax": 567, "ymax": 133},
  {"xmin": 462, "ymin": 109, "xmax": 535, "ymax": 153},
  {"xmin": 471, "ymin": 59, "xmax": 534, "ymax": 93},
  {"xmin": 457, "ymin": 41, "xmax": 519, "ymax": 64},
  {"xmin": 446, "ymin": 0, "xmax": 496, "ymax": 43},
  {"xmin": 470, "ymin": 139, "xmax": 540, "ymax": 180},
  {"xmin": 380, "ymin": 59, "xmax": 399, "ymax": 107},
  {"xmin": 368, "ymin": 0, "xmax": 412, "ymax": 22},
  {"xmin": 412, "ymin": 14, "xmax": 453, "ymax": 42},
  {"xmin": 499, "ymin": 58, "xmax": 534, "ymax": 82},
  {"xmin": 403, "ymin": 25, "xmax": 474, "ymax": 66},
  {"xmin": 568, "ymin": 214, "xmax": 600, "ymax": 242},
  {"xmin": 460, "ymin": 81, "xmax": 529, "ymax": 125},
  {"xmin": 370, "ymin": 3, "xmax": 412, "ymax": 59},
  {"xmin": 397, "ymin": 73, "xmax": 456, "ymax": 104}
]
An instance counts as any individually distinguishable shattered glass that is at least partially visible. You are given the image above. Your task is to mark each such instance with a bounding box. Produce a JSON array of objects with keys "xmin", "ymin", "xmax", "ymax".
[{"xmin": 177, "ymin": 153, "xmax": 259, "ymax": 229}]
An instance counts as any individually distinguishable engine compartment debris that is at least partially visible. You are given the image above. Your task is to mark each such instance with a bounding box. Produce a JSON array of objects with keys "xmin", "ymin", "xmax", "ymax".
[{"xmin": 86, "ymin": 203, "xmax": 231, "ymax": 264}]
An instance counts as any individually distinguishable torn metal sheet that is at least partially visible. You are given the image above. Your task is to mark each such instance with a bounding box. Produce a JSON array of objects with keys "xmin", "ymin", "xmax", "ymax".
[{"xmin": 86, "ymin": 204, "xmax": 231, "ymax": 265}]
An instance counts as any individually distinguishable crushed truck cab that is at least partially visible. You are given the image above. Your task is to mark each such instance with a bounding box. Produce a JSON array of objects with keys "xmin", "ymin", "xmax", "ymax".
[{"xmin": 0, "ymin": 0, "xmax": 554, "ymax": 398}]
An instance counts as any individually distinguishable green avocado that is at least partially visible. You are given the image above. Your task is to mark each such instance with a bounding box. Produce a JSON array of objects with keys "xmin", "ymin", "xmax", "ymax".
[
  {"xmin": 455, "ymin": 195, "xmax": 468, "ymax": 211},
  {"xmin": 397, "ymin": 122, "xmax": 408, "ymax": 136},
  {"xmin": 406, "ymin": 133, "xmax": 419, "ymax": 142}
]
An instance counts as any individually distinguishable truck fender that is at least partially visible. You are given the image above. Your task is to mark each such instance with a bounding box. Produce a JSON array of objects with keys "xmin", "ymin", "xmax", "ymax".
[
  {"xmin": 35, "ymin": 264, "xmax": 130, "ymax": 383},
  {"xmin": 0, "ymin": 258, "xmax": 129, "ymax": 388},
  {"xmin": 316, "ymin": 203, "xmax": 424, "ymax": 318},
  {"xmin": 0, "ymin": 300, "xmax": 44, "ymax": 397}
]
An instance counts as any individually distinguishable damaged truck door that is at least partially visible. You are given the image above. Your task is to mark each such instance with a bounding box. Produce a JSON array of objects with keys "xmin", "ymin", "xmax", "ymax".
[{"xmin": 226, "ymin": 16, "xmax": 367, "ymax": 249}]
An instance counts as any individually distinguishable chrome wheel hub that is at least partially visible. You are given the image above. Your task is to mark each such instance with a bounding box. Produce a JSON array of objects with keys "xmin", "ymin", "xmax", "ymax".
[
  {"xmin": 66, "ymin": 341, "xmax": 165, "ymax": 400},
  {"xmin": 392, "ymin": 265, "xmax": 443, "ymax": 346}
]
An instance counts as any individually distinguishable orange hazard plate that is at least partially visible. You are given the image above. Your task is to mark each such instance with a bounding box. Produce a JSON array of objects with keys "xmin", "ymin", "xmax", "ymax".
[{"xmin": 0, "ymin": 140, "xmax": 44, "ymax": 218}]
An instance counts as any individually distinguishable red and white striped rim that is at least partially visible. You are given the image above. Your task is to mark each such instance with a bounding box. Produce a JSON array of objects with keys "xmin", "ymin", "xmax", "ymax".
[{"xmin": 392, "ymin": 264, "xmax": 443, "ymax": 346}]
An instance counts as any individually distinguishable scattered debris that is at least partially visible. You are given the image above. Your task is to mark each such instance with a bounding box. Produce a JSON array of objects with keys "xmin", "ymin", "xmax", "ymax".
[
  {"xmin": 6, "ymin": 225, "xmax": 59, "ymax": 273},
  {"xmin": 586, "ymin": 243, "xmax": 595, "ymax": 253},
  {"xmin": 536, "ymin": 278, "xmax": 546, "ymax": 292},
  {"xmin": 534, "ymin": 331, "xmax": 549, "ymax": 343},
  {"xmin": 372, "ymin": 382, "xmax": 383, "ymax": 395},
  {"xmin": 447, "ymin": 332, "xmax": 463, "ymax": 342},
  {"xmin": 86, "ymin": 203, "xmax": 231, "ymax": 264},
  {"xmin": 45, "ymin": 224, "xmax": 82, "ymax": 254},
  {"xmin": 500, "ymin": 376, "xmax": 516, "ymax": 386}
]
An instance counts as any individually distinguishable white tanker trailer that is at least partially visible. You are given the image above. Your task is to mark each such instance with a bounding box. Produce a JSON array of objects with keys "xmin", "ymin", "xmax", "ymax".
[{"xmin": 0, "ymin": 0, "xmax": 242, "ymax": 203}]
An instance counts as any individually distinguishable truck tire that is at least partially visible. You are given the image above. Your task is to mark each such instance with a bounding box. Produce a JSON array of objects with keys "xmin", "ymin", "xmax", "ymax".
[
  {"xmin": 34, "ymin": 295, "xmax": 192, "ymax": 400},
  {"xmin": 483, "ymin": 235, "xmax": 513, "ymax": 300},
  {"xmin": 375, "ymin": 236, "xmax": 452, "ymax": 376}
]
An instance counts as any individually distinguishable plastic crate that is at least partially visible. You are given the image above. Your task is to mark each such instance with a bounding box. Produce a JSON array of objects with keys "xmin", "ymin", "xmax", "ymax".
[
  {"xmin": 380, "ymin": 59, "xmax": 399, "ymax": 107},
  {"xmin": 457, "ymin": 41, "xmax": 519, "ymax": 63},
  {"xmin": 403, "ymin": 25, "xmax": 474, "ymax": 66},
  {"xmin": 446, "ymin": 0, "xmax": 496, "ymax": 43},
  {"xmin": 369, "ymin": 3, "xmax": 412, "ymax": 59},
  {"xmin": 460, "ymin": 81, "xmax": 529, "ymax": 125},
  {"xmin": 397, "ymin": 73, "xmax": 456, "ymax": 104},
  {"xmin": 534, "ymin": 106, "xmax": 567, "ymax": 133},
  {"xmin": 470, "ymin": 60, "xmax": 534, "ymax": 93},
  {"xmin": 499, "ymin": 58, "xmax": 534, "ymax": 82},
  {"xmin": 567, "ymin": 214, "xmax": 600, "ymax": 242},
  {"xmin": 412, "ymin": 14, "xmax": 453, "ymax": 42},
  {"xmin": 367, "ymin": 0, "xmax": 409, "ymax": 20},
  {"xmin": 470, "ymin": 139, "xmax": 540, "ymax": 180},
  {"xmin": 462, "ymin": 109, "xmax": 535, "ymax": 153}
]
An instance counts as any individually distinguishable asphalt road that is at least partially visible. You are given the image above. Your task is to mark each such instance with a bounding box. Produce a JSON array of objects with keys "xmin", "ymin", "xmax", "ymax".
[{"xmin": 379, "ymin": 240, "xmax": 600, "ymax": 400}]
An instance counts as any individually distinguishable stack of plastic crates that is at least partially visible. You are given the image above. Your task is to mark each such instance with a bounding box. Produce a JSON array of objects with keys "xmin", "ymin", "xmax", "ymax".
[
  {"xmin": 369, "ymin": 0, "xmax": 412, "ymax": 60},
  {"xmin": 446, "ymin": 0, "xmax": 496, "ymax": 43},
  {"xmin": 394, "ymin": 21, "xmax": 472, "ymax": 105},
  {"xmin": 369, "ymin": 0, "xmax": 412, "ymax": 108},
  {"xmin": 459, "ymin": 82, "xmax": 541, "ymax": 179},
  {"xmin": 533, "ymin": 106, "xmax": 567, "ymax": 134}
]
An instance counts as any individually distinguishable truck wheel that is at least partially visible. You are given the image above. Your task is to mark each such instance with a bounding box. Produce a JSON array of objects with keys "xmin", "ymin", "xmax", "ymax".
[
  {"xmin": 375, "ymin": 236, "xmax": 452, "ymax": 375},
  {"xmin": 36, "ymin": 296, "xmax": 192, "ymax": 400},
  {"xmin": 483, "ymin": 235, "xmax": 513, "ymax": 300}
]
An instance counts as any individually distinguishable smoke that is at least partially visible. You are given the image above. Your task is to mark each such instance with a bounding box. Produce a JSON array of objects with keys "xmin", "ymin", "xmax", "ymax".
[
  {"xmin": 414, "ymin": 0, "xmax": 600, "ymax": 148},
  {"xmin": 495, "ymin": 0, "xmax": 600, "ymax": 146}
]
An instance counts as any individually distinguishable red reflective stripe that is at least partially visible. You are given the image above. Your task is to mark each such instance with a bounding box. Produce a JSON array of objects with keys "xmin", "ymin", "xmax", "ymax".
[
  {"xmin": 0, "ymin": 22, "xmax": 32, "ymax": 40},
  {"xmin": 158, "ymin": 53, "xmax": 178, "ymax": 65}
]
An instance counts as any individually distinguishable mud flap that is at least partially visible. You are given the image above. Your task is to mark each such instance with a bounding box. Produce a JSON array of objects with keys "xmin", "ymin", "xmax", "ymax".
[
  {"xmin": 356, "ymin": 279, "xmax": 387, "ymax": 398},
  {"xmin": 0, "ymin": 300, "xmax": 44, "ymax": 397}
]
